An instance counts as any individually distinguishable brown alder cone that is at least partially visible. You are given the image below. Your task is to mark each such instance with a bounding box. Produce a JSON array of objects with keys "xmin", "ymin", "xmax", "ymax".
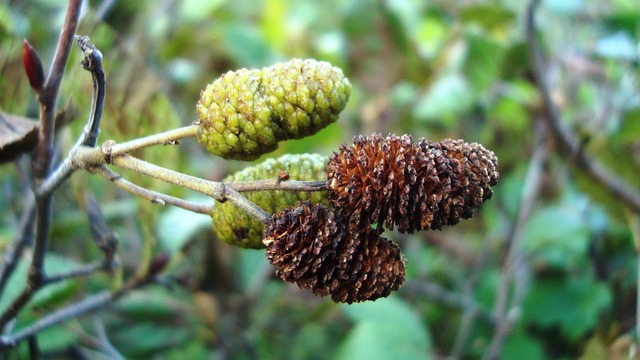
[
  {"xmin": 326, "ymin": 133, "xmax": 499, "ymax": 232},
  {"xmin": 263, "ymin": 202, "xmax": 406, "ymax": 303}
]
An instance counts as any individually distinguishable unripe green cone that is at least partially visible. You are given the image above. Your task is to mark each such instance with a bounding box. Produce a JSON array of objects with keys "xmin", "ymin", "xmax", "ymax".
[
  {"xmin": 212, "ymin": 153, "xmax": 328, "ymax": 248},
  {"xmin": 197, "ymin": 59, "xmax": 351, "ymax": 160}
]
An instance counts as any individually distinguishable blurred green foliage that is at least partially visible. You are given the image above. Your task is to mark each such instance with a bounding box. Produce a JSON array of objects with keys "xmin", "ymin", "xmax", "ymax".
[{"xmin": 1, "ymin": 0, "xmax": 639, "ymax": 358}]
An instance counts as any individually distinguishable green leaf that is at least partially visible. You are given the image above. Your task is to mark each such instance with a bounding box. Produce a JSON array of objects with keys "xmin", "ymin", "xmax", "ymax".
[
  {"xmin": 460, "ymin": 5, "xmax": 515, "ymax": 30},
  {"xmin": 110, "ymin": 320, "xmax": 193, "ymax": 357},
  {"xmin": 0, "ymin": 253, "xmax": 79, "ymax": 313},
  {"xmin": 113, "ymin": 290, "xmax": 188, "ymax": 321},
  {"xmin": 522, "ymin": 193, "xmax": 594, "ymax": 270},
  {"xmin": 336, "ymin": 296, "xmax": 432, "ymax": 360},
  {"xmin": 614, "ymin": 108, "xmax": 640, "ymax": 144},
  {"xmin": 503, "ymin": 329, "xmax": 546, "ymax": 360},
  {"xmin": 523, "ymin": 275, "xmax": 612, "ymax": 340},
  {"xmin": 157, "ymin": 198, "xmax": 211, "ymax": 254},
  {"xmin": 222, "ymin": 24, "xmax": 276, "ymax": 67},
  {"xmin": 413, "ymin": 73, "xmax": 473, "ymax": 126},
  {"xmin": 179, "ymin": 0, "xmax": 225, "ymax": 23},
  {"xmin": 463, "ymin": 32, "xmax": 505, "ymax": 92}
]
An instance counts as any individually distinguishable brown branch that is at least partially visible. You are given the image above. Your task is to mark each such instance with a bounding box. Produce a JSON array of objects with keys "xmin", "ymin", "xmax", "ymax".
[
  {"xmin": 0, "ymin": 0, "xmax": 84, "ymax": 331},
  {"xmin": 526, "ymin": 0, "xmax": 640, "ymax": 212}
]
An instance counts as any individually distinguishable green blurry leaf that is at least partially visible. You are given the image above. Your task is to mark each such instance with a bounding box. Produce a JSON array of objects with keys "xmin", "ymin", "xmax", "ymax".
[
  {"xmin": 614, "ymin": 108, "xmax": 640, "ymax": 144},
  {"xmin": 234, "ymin": 248, "xmax": 270, "ymax": 292},
  {"xmin": 157, "ymin": 199, "xmax": 211, "ymax": 254},
  {"xmin": 222, "ymin": 24, "xmax": 275, "ymax": 67},
  {"xmin": 413, "ymin": 73, "xmax": 473, "ymax": 125},
  {"xmin": 336, "ymin": 296, "xmax": 432, "ymax": 360},
  {"xmin": 415, "ymin": 15, "xmax": 447, "ymax": 58},
  {"xmin": 180, "ymin": 0, "xmax": 225, "ymax": 23},
  {"xmin": 523, "ymin": 275, "xmax": 611, "ymax": 340},
  {"xmin": 110, "ymin": 320, "xmax": 193, "ymax": 357},
  {"xmin": 35, "ymin": 326, "xmax": 78, "ymax": 353},
  {"xmin": 261, "ymin": 0, "xmax": 287, "ymax": 50},
  {"xmin": 460, "ymin": 5, "xmax": 515, "ymax": 30},
  {"xmin": 503, "ymin": 329, "xmax": 545, "ymax": 360},
  {"xmin": 522, "ymin": 193, "xmax": 593, "ymax": 269},
  {"xmin": 0, "ymin": 253, "xmax": 79, "ymax": 313},
  {"xmin": 113, "ymin": 290, "xmax": 188, "ymax": 321},
  {"xmin": 463, "ymin": 33, "xmax": 505, "ymax": 92}
]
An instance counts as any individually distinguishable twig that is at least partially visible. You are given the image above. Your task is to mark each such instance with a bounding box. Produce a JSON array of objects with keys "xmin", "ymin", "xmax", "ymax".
[
  {"xmin": 450, "ymin": 235, "xmax": 494, "ymax": 358},
  {"xmin": 92, "ymin": 316, "xmax": 124, "ymax": 360},
  {"xmin": 0, "ymin": 265, "xmax": 160, "ymax": 350},
  {"xmin": 401, "ymin": 280, "xmax": 495, "ymax": 324},
  {"xmin": 94, "ymin": 166, "xmax": 212, "ymax": 215},
  {"xmin": 43, "ymin": 260, "xmax": 118, "ymax": 285},
  {"xmin": 228, "ymin": 179, "xmax": 327, "ymax": 193},
  {"xmin": 482, "ymin": 120, "xmax": 548, "ymax": 360},
  {"xmin": 73, "ymin": 149, "xmax": 273, "ymax": 223},
  {"xmin": 103, "ymin": 125, "xmax": 199, "ymax": 157},
  {"xmin": 1, "ymin": 0, "xmax": 83, "ymax": 331},
  {"xmin": 75, "ymin": 36, "xmax": 105, "ymax": 148},
  {"xmin": 526, "ymin": 0, "xmax": 640, "ymax": 212},
  {"xmin": 37, "ymin": 35, "xmax": 107, "ymax": 196},
  {"xmin": 33, "ymin": 0, "xmax": 82, "ymax": 180}
]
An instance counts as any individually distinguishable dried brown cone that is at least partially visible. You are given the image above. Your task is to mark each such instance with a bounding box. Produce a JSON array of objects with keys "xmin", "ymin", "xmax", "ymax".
[
  {"xmin": 326, "ymin": 133, "xmax": 499, "ymax": 232},
  {"xmin": 434, "ymin": 139, "xmax": 499, "ymax": 227},
  {"xmin": 264, "ymin": 202, "xmax": 406, "ymax": 303}
]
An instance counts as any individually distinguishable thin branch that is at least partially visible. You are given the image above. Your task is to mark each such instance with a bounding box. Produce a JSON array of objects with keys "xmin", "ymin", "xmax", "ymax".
[
  {"xmin": 228, "ymin": 178, "xmax": 327, "ymax": 193},
  {"xmin": 76, "ymin": 152, "xmax": 272, "ymax": 222},
  {"xmin": 94, "ymin": 165, "xmax": 212, "ymax": 215},
  {"xmin": 526, "ymin": 0, "xmax": 640, "ymax": 212},
  {"xmin": 91, "ymin": 316, "xmax": 125, "ymax": 360},
  {"xmin": 401, "ymin": 280, "xmax": 495, "ymax": 324},
  {"xmin": 75, "ymin": 36, "xmax": 105, "ymax": 148},
  {"xmin": 34, "ymin": 0, "xmax": 82, "ymax": 180},
  {"xmin": 104, "ymin": 125, "xmax": 198, "ymax": 157},
  {"xmin": 1, "ymin": 291, "xmax": 113, "ymax": 349},
  {"xmin": 37, "ymin": 36, "xmax": 107, "ymax": 196},
  {"xmin": 482, "ymin": 120, "xmax": 548, "ymax": 360},
  {"xmin": 450, "ymin": 235, "xmax": 495, "ymax": 358},
  {"xmin": 2, "ymin": 0, "xmax": 84, "ymax": 332},
  {"xmin": 0, "ymin": 269, "xmax": 157, "ymax": 349},
  {"xmin": 43, "ymin": 260, "xmax": 118, "ymax": 285}
]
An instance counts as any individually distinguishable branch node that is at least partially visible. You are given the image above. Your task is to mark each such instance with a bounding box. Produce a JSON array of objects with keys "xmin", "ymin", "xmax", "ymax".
[{"xmin": 101, "ymin": 140, "xmax": 116, "ymax": 164}]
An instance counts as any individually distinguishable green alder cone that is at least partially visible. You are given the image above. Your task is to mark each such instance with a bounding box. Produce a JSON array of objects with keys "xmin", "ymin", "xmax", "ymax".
[
  {"xmin": 197, "ymin": 59, "xmax": 351, "ymax": 160},
  {"xmin": 212, "ymin": 153, "xmax": 329, "ymax": 248}
]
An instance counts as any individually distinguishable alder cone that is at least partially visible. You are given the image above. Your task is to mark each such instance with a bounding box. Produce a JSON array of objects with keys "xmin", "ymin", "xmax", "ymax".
[
  {"xmin": 326, "ymin": 133, "xmax": 499, "ymax": 232},
  {"xmin": 196, "ymin": 59, "xmax": 351, "ymax": 160},
  {"xmin": 435, "ymin": 138, "xmax": 499, "ymax": 227},
  {"xmin": 264, "ymin": 202, "xmax": 406, "ymax": 303}
]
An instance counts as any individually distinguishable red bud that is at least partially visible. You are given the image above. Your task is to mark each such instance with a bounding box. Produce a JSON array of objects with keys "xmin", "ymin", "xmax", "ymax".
[
  {"xmin": 22, "ymin": 40, "xmax": 45, "ymax": 94},
  {"xmin": 148, "ymin": 252, "xmax": 170, "ymax": 276}
]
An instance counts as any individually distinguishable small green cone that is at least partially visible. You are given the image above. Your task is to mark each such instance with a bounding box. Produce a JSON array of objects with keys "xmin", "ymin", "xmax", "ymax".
[
  {"xmin": 197, "ymin": 59, "xmax": 351, "ymax": 160},
  {"xmin": 212, "ymin": 153, "xmax": 328, "ymax": 248}
]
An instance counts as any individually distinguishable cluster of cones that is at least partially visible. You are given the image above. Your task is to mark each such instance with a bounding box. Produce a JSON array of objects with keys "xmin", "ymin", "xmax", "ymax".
[{"xmin": 263, "ymin": 133, "xmax": 499, "ymax": 303}]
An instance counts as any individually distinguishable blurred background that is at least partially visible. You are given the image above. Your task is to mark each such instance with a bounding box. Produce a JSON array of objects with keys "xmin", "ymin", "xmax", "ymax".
[{"xmin": 1, "ymin": 0, "xmax": 639, "ymax": 359}]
